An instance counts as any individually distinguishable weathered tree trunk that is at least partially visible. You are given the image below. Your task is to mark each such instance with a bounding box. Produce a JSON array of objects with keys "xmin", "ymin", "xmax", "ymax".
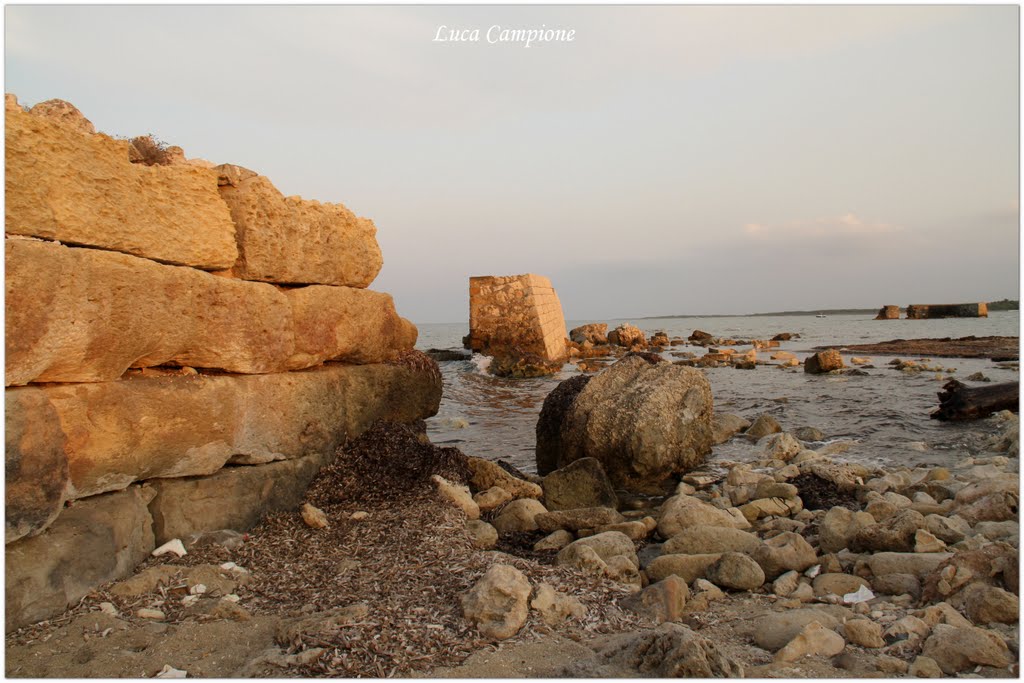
[{"xmin": 931, "ymin": 380, "xmax": 1019, "ymax": 421}]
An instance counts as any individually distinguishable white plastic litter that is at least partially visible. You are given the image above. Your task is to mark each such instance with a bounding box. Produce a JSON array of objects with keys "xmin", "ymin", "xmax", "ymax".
[
  {"xmin": 151, "ymin": 539, "xmax": 187, "ymax": 558},
  {"xmin": 155, "ymin": 664, "xmax": 187, "ymax": 678},
  {"xmin": 804, "ymin": 564, "xmax": 821, "ymax": 579},
  {"xmin": 843, "ymin": 585, "xmax": 875, "ymax": 604}
]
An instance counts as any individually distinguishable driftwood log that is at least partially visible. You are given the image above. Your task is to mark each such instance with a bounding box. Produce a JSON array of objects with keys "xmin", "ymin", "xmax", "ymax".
[{"xmin": 931, "ymin": 380, "xmax": 1019, "ymax": 421}]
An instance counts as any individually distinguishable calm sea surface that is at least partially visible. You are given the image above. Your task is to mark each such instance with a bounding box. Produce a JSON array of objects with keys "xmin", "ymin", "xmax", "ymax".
[{"xmin": 416, "ymin": 313, "xmax": 1020, "ymax": 474}]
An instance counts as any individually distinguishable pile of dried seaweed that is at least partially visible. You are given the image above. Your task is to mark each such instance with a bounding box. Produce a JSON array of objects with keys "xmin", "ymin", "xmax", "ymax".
[
  {"xmin": 306, "ymin": 420, "xmax": 470, "ymax": 506},
  {"xmin": 11, "ymin": 421, "xmax": 647, "ymax": 677}
]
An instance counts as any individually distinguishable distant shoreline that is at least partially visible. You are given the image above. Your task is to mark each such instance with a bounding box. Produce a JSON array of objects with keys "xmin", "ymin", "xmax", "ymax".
[
  {"xmin": 634, "ymin": 300, "xmax": 1019, "ymax": 320},
  {"xmin": 635, "ymin": 308, "xmax": 877, "ymax": 320}
]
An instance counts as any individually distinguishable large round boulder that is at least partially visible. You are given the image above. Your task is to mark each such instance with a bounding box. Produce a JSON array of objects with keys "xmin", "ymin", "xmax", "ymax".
[{"xmin": 535, "ymin": 355, "xmax": 713, "ymax": 493}]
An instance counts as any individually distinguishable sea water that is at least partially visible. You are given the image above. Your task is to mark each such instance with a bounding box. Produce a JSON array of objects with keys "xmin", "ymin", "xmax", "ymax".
[{"xmin": 416, "ymin": 312, "xmax": 1020, "ymax": 473}]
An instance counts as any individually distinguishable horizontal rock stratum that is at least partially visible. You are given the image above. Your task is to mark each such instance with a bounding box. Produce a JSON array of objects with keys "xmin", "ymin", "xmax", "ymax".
[
  {"xmin": 217, "ymin": 164, "xmax": 383, "ymax": 287},
  {"xmin": 6, "ymin": 362, "xmax": 442, "ymax": 541},
  {"xmin": 5, "ymin": 96, "xmax": 238, "ymax": 270},
  {"xmin": 5, "ymin": 238, "xmax": 416, "ymax": 385}
]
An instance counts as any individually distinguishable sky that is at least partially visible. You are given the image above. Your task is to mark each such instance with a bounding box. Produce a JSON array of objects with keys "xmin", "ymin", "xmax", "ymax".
[{"xmin": 6, "ymin": 5, "xmax": 1019, "ymax": 324}]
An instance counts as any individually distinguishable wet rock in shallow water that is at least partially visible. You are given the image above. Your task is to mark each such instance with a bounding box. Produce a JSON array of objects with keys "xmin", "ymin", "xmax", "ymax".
[
  {"xmin": 711, "ymin": 413, "xmax": 751, "ymax": 445},
  {"xmin": 491, "ymin": 498, "xmax": 546, "ymax": 534},
  {"xmin": 793, "ymin": 426, "xmax": 825, "ymax": 442},
  {"xmin": 745, "ymin": 414, "xmax": 782, "ymax": 440},
  {"xmin": 530, "ymin": 583, "xmax": 586, "ymax": 626},
  {"xmin": 705, "ymin": 552, "xmax": 765, "ymax": 591},
  {"xmin": 752, "ymin": 531, "xmax": 817, "ymax": 579},
  {"xmin": 552, "ymin": 356, "xmax": 714, "ymax": 493},
  {"xmin": 920, "ymin": 623, "xmax": 1012, "ymax": 674},
  {"xmin": 425, "ymin": 348, "xmax": 472, "ymax": 362},
  {"xmin": 535, "ymin": 506, "xmax": 624, "ymax": 533},
  {"xmin": 662, "ymin": 526, "xmax": 761, "ymax": 555},
  {"xmin": 488, "ymin": 350, "xmax": 564, "ymax": 378},
  {"xmin": 535, "ymin": 375, "xmax": 591, "ymax": 475},
  {"xmin": 461, "ymin": 564, "xmax": 531, "ymax": 640},
  {"xmin": 805, "ymin": 349, "xmax": 845, "ymax": 374},
  {"xmin": 759, "ymin": 433, "xmax": 803, "ymax": 461},
  {"xmin": 621, "ymin": 575, "xmax": 689, "ymax": 623},
  {"xmin": 607, "ymin": 324, "xmax": 647, "ymax": 348},
  {"xmin": 569, "ymin": 323, "xmax": 608, "ymax": 345},
  {"xmin": 540, "ymin": 458, "xmax": 618, "ymax": 512}
]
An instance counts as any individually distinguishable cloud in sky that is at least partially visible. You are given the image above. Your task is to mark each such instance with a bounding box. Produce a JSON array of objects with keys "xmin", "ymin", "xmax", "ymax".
[
  {"xmin": 742, "ymin": 213, "xmax": 900, "ymax": 240},
  {"xmin": 5, "ymin": 5, "xmax": 1018, "ymax": 323}
]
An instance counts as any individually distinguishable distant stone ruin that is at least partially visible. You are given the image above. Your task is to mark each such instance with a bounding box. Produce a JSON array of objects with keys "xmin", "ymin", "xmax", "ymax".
[
  {"xmin": 466, "ymin": 274, "xmax": 569, "ymax": 363},
  {"xmin": 875, "ymin": 303, "xmax": 989, "ymax": 319},
  {"xmin": 875, "ymin": 305, "xmax": 900, "ymax": 320},
  {"xmin": 906, "ymin": 303, "xmax": 989, "ymax": 319}
]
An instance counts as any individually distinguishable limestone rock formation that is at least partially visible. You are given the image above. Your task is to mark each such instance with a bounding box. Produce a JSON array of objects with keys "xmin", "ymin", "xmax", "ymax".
[
  {"xmin": 3, "ymin": 93, "xmax": 441, "ymax": 634},
  {"xmin": 6, "ymin": 239, "xmax": 416, "ymax": 385},
  {"xmin": 5, "ymin": 97, "xmax": 237, "ymax": 270},
  {"xmin": 216, "ymin": 164, "xmax": 383, "ymax": 287},
  {"xmin": 6, "ymin": 486, "xmax": 156, "ymax": 629},
  {"xmin": 539, "ymin": 355, "xmax": 713, "ymax": 493}
]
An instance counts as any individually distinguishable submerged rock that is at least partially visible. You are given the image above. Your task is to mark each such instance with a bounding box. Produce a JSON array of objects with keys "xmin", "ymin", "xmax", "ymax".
[{"xmin": 805, "ymin": 349, "xmax": 845, "ymax": 374}]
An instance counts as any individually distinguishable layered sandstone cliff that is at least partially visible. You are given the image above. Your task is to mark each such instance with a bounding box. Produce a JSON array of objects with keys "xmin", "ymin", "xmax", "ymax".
[{"xmin": 4, "ymin": 95, "xmax": 440, "ymax": 629}]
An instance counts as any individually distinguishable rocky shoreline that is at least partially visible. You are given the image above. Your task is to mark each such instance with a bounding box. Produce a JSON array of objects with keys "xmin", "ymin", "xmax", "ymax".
[
  {"xmin": 820, "ymin": 336, "xmax": 1020, "ymax": 361},
  {"xmin": 7, "ymin": 396, "xmax": 1018, "ymax": 678}
]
